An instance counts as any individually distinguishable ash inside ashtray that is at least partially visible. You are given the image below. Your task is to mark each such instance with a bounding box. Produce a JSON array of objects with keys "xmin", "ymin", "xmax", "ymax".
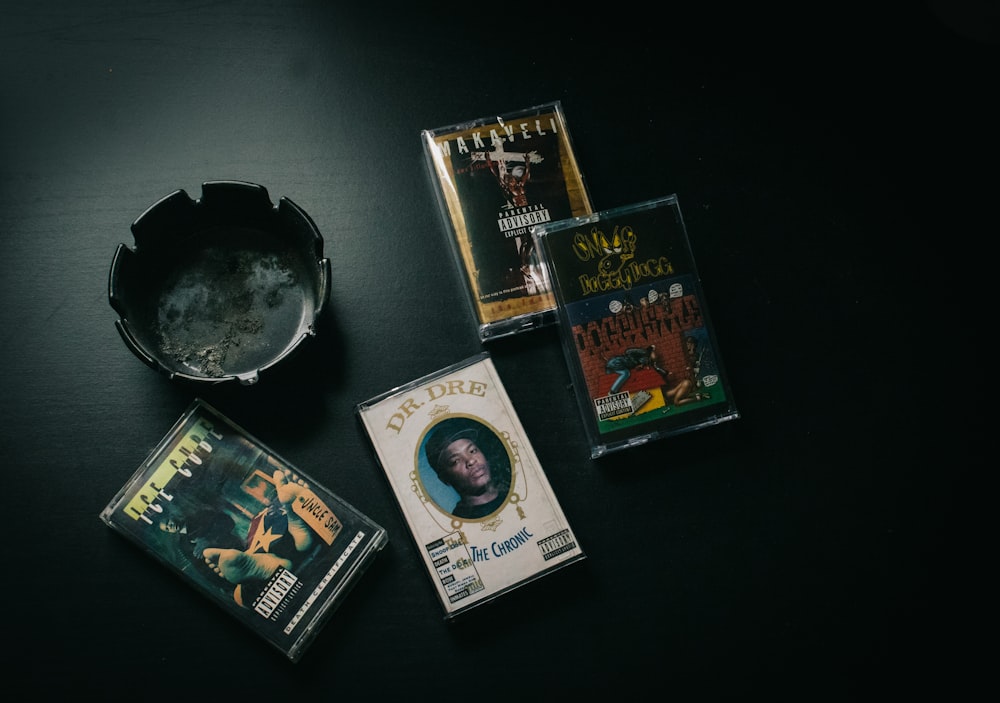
[{"xmin": 153, "ymin": 242, "xmax": 306, "ymax": 378}]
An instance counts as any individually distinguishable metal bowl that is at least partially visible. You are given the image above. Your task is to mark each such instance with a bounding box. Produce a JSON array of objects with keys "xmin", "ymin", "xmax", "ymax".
[{"xmin": 109, "ymin": 181, "xmax": 331, "ymax": 386}]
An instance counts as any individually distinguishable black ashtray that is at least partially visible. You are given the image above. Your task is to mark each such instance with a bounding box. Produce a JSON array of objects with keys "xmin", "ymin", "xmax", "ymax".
[{"xmin": 109, "ymin": 181, "xmax": 331, "ymax": 386}]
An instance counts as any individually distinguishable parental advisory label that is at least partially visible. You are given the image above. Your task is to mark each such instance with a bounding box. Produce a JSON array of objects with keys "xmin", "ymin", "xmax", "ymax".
[
  {"xmin": 254, "ymin": 567, "xmax": 301, "ymax": 620},
  {"xmin": 595, "ymin": 392, "xmax": 632, "ymax": 421},
  {"xmin": 538, "ymin": 529, "xmax": 578, "ymax": 561}
]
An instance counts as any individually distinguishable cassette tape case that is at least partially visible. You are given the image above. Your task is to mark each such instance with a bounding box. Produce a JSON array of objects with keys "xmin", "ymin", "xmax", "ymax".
[
  {"xmin": 100, "ymin": 399, "xmax": 388, "ymax": 662},
  {"xmin": 356, "ymin": 353, "xmax": 585, "ymax": 619},
  {"xmin": 422, "ymin": 102, "xmax": 592, "ymax": 341},
  {"xmin": 534, "ymin": 195, "xmax": 739, "ymax": 457}
]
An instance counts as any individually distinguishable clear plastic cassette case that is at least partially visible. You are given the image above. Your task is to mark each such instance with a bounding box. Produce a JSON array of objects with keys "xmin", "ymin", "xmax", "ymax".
[
  {"xmin": 533, "ymin": 195, "xmax": 739, "ymax": 457},
  {"xmin": 356, "ymin": 352, "xmax": 585, "ymax": 619},
  {"xmin": 100, "ymin": 399, "xmax": 388, "ymax": 662},
  {"xmin": 422, "ymin": 102, "xmax": 592, "ymax": 342}
]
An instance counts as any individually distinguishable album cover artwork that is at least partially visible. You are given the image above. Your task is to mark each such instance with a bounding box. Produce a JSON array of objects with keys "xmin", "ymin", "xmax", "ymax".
[
  {"xmin": 100, "ymin": 399, "xmax": 388, "ymax": 662},
  {"xmin": 355, "ymin": 353, "xmax": 585, "ymax": 619},
  {"xmin": 533, "ymin": 195, "xmax": 740, "ymax": 457},
  {"xmin": 422, "ymin": 102, "xmax": 592, "ymax": 341}
]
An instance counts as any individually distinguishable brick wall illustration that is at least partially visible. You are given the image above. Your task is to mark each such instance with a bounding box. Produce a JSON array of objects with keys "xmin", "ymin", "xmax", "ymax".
[{"xmin": 572, "ymin": 293, "xmax": 704, "ymax": 397}]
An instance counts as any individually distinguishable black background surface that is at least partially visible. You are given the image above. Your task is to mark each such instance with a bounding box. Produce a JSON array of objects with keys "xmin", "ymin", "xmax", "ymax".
[{"xmin": 1, "ymin": 3, "xmax": 991, "ymax": 698}]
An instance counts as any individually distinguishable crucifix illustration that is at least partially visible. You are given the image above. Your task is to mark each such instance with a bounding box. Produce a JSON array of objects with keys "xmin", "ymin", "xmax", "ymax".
[{"xmin": 473, "ymin": 142, "xmax": 542, "ymax": 209}]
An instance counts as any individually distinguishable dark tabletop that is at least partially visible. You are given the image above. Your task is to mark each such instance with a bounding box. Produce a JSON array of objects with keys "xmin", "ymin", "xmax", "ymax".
[{"xmin": 1, "ymin": 3, "xmax": 991, "ymax": 698}]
